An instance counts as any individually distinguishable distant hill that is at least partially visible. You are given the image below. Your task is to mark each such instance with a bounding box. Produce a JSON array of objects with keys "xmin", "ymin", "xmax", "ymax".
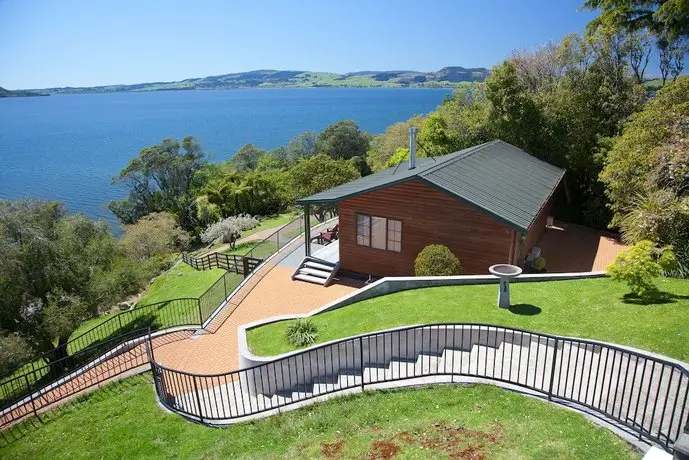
[
  {"xmin": 28, "ymin": 67, "xmax": 490, "ymax": 95},
  {"xmin": 0, "ymin": 86, "xmax": 47, "ymax": 98}
]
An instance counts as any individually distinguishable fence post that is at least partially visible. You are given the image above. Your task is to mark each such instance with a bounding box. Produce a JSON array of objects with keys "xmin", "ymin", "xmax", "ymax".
[
  {"xmin": 359, "ymin": 336, "xmax": 365, "ymax": 391},
  {"xmin": 223, "ymin": 273, "xmax": 228, "ymax": 298},
  {"xmin": 24, "ymin": 374, "xmax": 40, "ymax": 421},
  {"xmin": 277, "ymin": 231, "xmax": 280, "ymax": 250},
  {"xmin": 117, "ymin": 314, "xmax": 123, "ymax": 331},
  {"xmin": 547, "ymin": 338, "xmax": 559, "ymax": 401},
  {"xmin": 197, "ymin": 298, "xmax": 203, "ymax": 325},
  {"xmin": 192, "ymin": 375, "xmax": 204, "ymax": 423},
  {"xmin": 242, "ymin": 257, "xmax": 250, "ymax": 278}
]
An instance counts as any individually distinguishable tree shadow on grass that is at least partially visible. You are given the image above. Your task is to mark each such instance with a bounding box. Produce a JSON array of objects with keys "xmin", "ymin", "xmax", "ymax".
[
  {"xmin": 508, "ymin": 304, "xmax": 542, "ymax": 316},
  {"xmin": 621, "ymin": 291, "xmax": 689, "ymax": 306}
]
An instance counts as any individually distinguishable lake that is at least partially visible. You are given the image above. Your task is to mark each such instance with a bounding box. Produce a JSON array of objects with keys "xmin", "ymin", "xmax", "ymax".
[{"xmin": 0, "ymin": 88, "xmax": 451, "ymax": 228}]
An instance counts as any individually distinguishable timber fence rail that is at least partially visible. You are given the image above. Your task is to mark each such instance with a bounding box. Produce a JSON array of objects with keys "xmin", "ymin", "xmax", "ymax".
[
  {"xmin": 182, "ymin": 213, "xmax": 329, "ymax": 271},
  {"xmin": 150, "ymin": 323, "xmax": 689, "ymax": 454}
]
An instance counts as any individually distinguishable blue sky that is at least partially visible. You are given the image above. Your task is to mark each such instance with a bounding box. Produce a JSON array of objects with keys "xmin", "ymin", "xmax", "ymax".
[{"xmin": 0, "ymin": 0, "xmax": 600, "ymax": 89}]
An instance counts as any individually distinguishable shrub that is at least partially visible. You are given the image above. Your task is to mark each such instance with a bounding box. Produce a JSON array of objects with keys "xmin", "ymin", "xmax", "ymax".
[
  {"xmin": 414, "ymin": 244, "xmax": 461, "ymax": 276},
  {"xmin": 121, "ymin": 212, "xmax": 190, "ymax": 261},
  {"xmin": 200, "ymin": 214, "xmax": 259, "ymax": 244},
  {"xmin": 285, "ymin": 319, "xmax": 318, "ymax": 348},
  {"xmin": 0, "ymin": 333, "xmax": 33, "ymax": 376},
  {"xmin": 607, "ymin": 240, "xmax": 677, "ymax": 297},
  {"xmin": 533, "ymin": 256, "xmax": 546, "ymax": 272}
]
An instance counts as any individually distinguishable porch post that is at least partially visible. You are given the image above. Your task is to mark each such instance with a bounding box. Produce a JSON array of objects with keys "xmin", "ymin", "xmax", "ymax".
[{"xmin": 304, "ymin": 204, "xmax": 311, "ymax": 257}]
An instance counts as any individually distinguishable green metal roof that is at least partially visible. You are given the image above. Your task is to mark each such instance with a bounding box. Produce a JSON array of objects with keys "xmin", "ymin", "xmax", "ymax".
[{"xmin": 297, "ymin": 140, "xmax": 565, "ymax": 232}]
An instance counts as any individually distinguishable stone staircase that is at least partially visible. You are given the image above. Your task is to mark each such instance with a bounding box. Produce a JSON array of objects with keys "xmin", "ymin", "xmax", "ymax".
[
  {"xmin": 162, "ymin": 326, "xmax": 688, "ymax": 449},
  {"xmin": 292, "ymin": 257, "xmax": 339, "ymax": 286}
]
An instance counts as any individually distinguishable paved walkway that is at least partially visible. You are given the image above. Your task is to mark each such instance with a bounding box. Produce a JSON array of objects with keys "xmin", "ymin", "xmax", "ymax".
[{"xmin": 152, "ymin": 236, "xmax": 359, "ymax": 374}]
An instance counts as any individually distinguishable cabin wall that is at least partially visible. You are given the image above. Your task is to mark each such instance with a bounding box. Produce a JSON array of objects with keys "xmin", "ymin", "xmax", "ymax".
[
  {"xmin": 523, "ymin": 198, "xmax": 553, "ymax": 261},
  {"xmin": 337, "ymin": 180, "xmax": 513, "ymax": 277}
]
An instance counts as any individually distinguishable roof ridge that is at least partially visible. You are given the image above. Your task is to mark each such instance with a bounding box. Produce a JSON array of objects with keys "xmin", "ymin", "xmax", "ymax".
[{"xmin": 418, "ymin": 140, "xmax": 496, "ymax": 177}]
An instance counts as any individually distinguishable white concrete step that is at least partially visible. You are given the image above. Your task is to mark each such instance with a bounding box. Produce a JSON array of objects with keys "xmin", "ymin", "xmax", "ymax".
[
  {"xmin": 305, "ymin": 260, "xmax": 336, "ymax": 271},
  {"xmin": 299, "ymin": 267, "xmax": 330, "ymax": 278},
  {"xmin": 293, "ymin": 273, "xmax": 327, "ymax": 285}
]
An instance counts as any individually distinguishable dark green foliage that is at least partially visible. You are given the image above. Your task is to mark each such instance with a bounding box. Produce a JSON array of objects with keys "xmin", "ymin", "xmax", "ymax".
[
  {"xmin": 109, "ymin": 136, "xmax": 207, "ymax": 231},
  {"xmin": 0, "ymin": 333, "xmax": 33, "ymax": 375},
  {"xmin": 230, "ymin": 144, "xmax": 267, "ymax": 172},
  {"xmin": 284, "ymin": 319, "xmax": 318, "ymax": 347},
  {"xmin": 316, "ymin": 120, "xmax": 371, "ymax": 160},
  {"xmin": 414, "ymin": 245, "xmax": 461, "ymax": 276}
]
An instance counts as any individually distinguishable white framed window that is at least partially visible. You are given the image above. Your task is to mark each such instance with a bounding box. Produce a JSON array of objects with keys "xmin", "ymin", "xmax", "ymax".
[
  {"xmin": 356, "ymin": 214, "xmax": 402, "ymax": 252},
  {"xmin": 356, "ymin": 214, "xmax": 370, "ymax": 246}
]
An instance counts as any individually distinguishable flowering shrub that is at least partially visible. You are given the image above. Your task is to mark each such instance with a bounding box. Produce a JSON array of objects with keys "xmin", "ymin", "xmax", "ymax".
[{"xmin": 200, "ymin": 214, "xmax": 259, "ymax": 244}]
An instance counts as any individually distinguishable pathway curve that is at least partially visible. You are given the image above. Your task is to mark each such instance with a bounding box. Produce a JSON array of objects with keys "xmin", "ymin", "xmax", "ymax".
[
  {"xmin": 152, "ymin": 234, "xmax": 358, "ymax": 374},
  {"xmin": 201, "ymin": 222, "xmax": 293, "ymax": 257}
]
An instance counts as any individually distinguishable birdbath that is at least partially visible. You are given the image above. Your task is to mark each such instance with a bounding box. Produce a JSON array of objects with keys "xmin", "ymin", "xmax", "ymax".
[{"xmin": 489, "ymin": 264, "xmax": 523, "ymax": 308}]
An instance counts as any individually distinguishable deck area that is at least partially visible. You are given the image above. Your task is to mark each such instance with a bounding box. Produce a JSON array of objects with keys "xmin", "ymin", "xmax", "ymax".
[{"xmin": 536, "ymin": 221, "xmax": 627, "ymax": 273}]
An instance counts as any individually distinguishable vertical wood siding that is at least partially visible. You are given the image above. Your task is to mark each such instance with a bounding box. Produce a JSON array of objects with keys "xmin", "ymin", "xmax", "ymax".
[{"xmin": 338, "ymin": 180, "xmax": 515, "ymax": 276}]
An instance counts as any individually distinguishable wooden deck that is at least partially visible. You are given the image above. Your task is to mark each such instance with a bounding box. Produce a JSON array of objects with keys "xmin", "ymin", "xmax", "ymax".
[{"xmin": 535, "ymin": 222, "xmax": 627, "ymax": 273}]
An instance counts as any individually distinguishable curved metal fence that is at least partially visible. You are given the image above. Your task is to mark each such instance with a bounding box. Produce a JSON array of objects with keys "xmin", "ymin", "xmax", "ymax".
[
  {"xmin": 150, "ymin": 323, "xmax": 689, "ymax": 453},
  {"xmin": 0, "ymin": 269, "xmax": 242, "ymax": 434}
]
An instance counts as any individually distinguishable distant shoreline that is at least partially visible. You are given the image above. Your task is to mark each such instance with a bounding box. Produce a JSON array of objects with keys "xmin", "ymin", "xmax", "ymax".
[{"xmin": 20, "ymin": 67, "xmax": 488, "ymax": 96}]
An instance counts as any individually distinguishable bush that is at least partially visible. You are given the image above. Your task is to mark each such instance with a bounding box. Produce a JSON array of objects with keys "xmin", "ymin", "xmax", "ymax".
[
  {"xmin": 533, "ymin": 257, "xmax": 546, "ymax": 271},
  {"xmin": 414, "ymin": 244, "xmax": 461, "ymax": 276},
  {"xmin": 200, "ymin": 214, "xmax": 260, "ymax": 244},
  {"xmin": 607, "ymin": 240, "xmax": 677, "ymax": 297},
  {"xmin": 121, "ymin": 212, "xmax": 190, "ymax": 261},
  {"xmin": 0, "ymin": 333, "xmax": 33, "ymax": 376},
  {"xmin": 285, "ymin": 319, "xmax": 318, "ymax": 348}
]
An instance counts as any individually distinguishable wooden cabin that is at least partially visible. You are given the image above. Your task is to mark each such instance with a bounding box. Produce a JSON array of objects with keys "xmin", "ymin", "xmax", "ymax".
[{"xmin": 296, "ymin": 139, "xmax": 564, "ymax": 280}]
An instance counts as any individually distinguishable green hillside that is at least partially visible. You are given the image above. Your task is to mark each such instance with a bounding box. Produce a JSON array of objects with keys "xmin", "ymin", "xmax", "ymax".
[{"xmin": 32, "ymin": 67, "xmax": 489, "ymax": 94}]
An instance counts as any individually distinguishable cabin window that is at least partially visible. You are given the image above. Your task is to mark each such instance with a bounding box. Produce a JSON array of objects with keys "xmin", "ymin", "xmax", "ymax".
[
  {"xmin": 356, "ymin": 214, "xmax": 370, "ymax": 246},
  {"xmin": 356, "ymin": 214, "xmax": 402, "ymax": 252}
]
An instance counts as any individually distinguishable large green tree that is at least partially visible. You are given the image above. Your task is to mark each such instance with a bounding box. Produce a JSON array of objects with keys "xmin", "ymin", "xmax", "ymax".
[
  {"xmin": 288, "ymin": 154, "xmax": 360, "ymax": 220},
  {"xmin": 0, "ymin": 201, "xmax": 117, "ymax": 368},
  {"xmin": 110, "ymin": 136, "xmax": 206, "ymax": 231},
  {"xmin": 316, "ymin": 120, "xmax": 371, "ymax": 160},
  {"xmin": 601, "ymin": 77, "xmax": 689, "ymax": 273},
  {"xmin": 583, "ymin": 0, "xmax": 689, "ymax": 41}
]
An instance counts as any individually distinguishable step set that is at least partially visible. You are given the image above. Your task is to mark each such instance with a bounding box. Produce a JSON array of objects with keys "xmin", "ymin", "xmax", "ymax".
[
  {"xmin": 162, "ymin": 326, "xmax": 688, "ymax": 447},
  {"xmin": 291, "ymin": 257, "xmax": 340, "ymax": 286}
]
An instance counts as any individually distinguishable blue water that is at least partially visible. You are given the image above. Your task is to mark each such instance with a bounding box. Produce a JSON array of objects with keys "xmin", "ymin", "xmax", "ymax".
[{"xmin": 0, "ymin": 88, "xmax": 450, "ymax": 228}]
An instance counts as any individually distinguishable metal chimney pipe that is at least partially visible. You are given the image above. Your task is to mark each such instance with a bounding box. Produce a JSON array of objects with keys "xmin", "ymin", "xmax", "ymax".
[{"xmin": 408, "ymin": 126, "xmax": 417, "ymax": 170}]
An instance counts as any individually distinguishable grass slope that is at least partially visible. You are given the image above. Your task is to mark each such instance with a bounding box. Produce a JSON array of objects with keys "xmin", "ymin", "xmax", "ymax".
[
  {"xmin": 0, "ymin": 375, "xmax": 638, "ymax": 459},
  {"xmin": 137, "ymin": 263, "xmax": 227, "ymax": 305},
  {"xmin": 248, "ymin": 277, "xmax": 689, "ymax": 360}
]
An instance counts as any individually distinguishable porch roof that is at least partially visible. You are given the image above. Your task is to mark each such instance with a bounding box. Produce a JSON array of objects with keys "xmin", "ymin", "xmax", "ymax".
[{"xmin": 297, "ymin": 140, "xmax": 565, "ymax": 232}]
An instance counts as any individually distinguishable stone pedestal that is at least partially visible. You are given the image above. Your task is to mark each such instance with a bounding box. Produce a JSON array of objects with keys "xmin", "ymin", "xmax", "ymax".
[{"xmin": 498, "ymin": 278, "xmax": 511, "ymax": 308}]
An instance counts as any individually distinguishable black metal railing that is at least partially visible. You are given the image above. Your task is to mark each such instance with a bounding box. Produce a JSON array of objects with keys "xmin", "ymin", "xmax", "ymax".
[
  {"xmin": 150, "ymin": 323, "xmax": 689, "ymax": 453},
  {"xmin": 0, "ymin": 269, "xmax": 243, "ymax": 432}
]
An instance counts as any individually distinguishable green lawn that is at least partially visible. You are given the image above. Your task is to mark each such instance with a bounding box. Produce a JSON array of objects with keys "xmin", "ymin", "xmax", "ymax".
[
  {"xmin": 0, "ymin": 375, "xmax": 638, "ymax": 459},
  {"xmin": 137, "ymin": 263, "xmax": 227, "ymax": 305},
  {"xmin": 244, "ymin": 212, "xmax": 297, "ymax": 238},
  {"xmin": 248, "ymin": 277, "xmax": 689, "ymax": 361}
]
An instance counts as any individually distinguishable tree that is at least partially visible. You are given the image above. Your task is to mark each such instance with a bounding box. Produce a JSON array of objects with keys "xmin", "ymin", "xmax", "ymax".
[
  {"xmin": 0, "ymin": 200, "xmax": 118, "ymax": 369},
  {"xmin": 584, "ymin": 0, "xmax": 689, "ymax": 42},
  {"xmin": 628, "ymin": 29, "xmax": 653, "ymax": 83},
  {"xmin": 316, "ymin": 120, "xmax": 371, "ymax": 160},
  {"xmin": 287, "ymin": 132, "xmax": 318, "ymax": 160},
  {"xmin": 601, "ymin": 77, "xmax": 689, "ymax": 273},
  {"xmin": 366, "ymin": 116, "xmax": 424, "ymax": 172},
  {"xmin": 288, "ymin": 154, "xmax": 360, "ymax": 220},
  {"xmin": 120, "ymin": 212, "xmax": 190, "ymax": 261},
  {"xmin": 230, "ymin": 144, "xmax": 266, "ymax": 172},
  {"xmin": 110, "ymin": 136, "xmax": 206, "ymax": 231}
]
